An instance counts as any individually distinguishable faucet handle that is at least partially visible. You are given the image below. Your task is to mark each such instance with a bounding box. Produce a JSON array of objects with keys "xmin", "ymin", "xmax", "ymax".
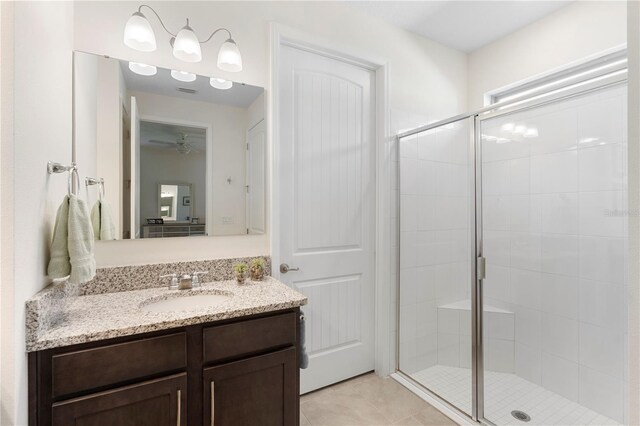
[
  {"xmin": 160, "ymin": 273, "xmax": 179, "ymax": 290},
  {"xmin": 191, "ymin": 271, "xmax": 209, "ymax": 287}
]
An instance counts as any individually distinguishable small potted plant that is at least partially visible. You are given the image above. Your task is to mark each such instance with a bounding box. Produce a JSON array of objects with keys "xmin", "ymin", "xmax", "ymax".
[
  {"xmin": 250, "ymin": 258, "xmax": 266, "ymax": 281},
  {"xmin": 233, "ymin": 262, "xmax": 248, "ymax": 284}
]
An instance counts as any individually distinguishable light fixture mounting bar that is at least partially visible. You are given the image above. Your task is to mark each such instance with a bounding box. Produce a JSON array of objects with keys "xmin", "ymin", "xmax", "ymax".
[
  {"xmin": 137, "ymin": 4, "xmax": 176, "ymax": 37},
  {"xmin": 136, "ymin": 5, "xmax": 234, "ymax": 45}
]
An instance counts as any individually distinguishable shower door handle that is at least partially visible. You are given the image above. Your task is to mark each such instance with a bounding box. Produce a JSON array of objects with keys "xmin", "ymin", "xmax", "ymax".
[{"xmin": 477, "ymin": 257, "xmax": 486, "ymax": 280}]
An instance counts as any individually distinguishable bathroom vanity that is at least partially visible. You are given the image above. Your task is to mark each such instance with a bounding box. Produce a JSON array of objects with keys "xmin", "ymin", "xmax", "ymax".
[{"xmin": 26, "ymin": 276, "xmax": 307, "ymax": 426}]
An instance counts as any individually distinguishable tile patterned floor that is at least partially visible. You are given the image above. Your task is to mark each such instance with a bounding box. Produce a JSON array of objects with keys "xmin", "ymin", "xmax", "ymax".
[
  {"xmin": 412, "ymin": 365, "xmax": 620, "ymax": 426},
  {"xmin": 300, "ymin": 373, "xmax": 457, "ymax": 425}
]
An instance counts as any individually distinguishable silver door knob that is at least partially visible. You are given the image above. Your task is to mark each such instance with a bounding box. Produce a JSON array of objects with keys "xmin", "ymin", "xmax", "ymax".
[{"xmin": 280, "ymin": 263, "xmax": 300, "ymax": 273}]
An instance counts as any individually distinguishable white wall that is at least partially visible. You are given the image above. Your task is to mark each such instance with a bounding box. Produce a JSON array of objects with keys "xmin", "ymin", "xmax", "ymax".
[
  {"xmin": 468, "ymin": 1, "xmax": 627, "ymax": 110},
  {"xmin": 72, "ymin": 1, "xmax": 468, "ymax": 267},
  {"xmin": 0, "ymin": 2, "xmax": 16, "ymax": 424},
  {"xmin": 1, "ymin": 3, "xmax": 74, "ymax": 425},
  {"xmin": 132, "ymin": 90, "xmax": 249, "ymax": 236},
  {"xmin": 73, "ymin": 52, "xmax": 97, "ymax": 179}
]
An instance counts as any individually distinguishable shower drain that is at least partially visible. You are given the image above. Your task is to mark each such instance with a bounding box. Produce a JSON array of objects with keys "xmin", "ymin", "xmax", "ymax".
[{"xmin": 511, "ymin": 410, "xmax": 531, "ymax": 422}]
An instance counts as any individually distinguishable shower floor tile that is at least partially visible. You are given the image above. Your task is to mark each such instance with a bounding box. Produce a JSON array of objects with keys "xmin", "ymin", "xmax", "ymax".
[{"xmin": 412, "ymin": 365, "xmax": 620, "ymax": 426}]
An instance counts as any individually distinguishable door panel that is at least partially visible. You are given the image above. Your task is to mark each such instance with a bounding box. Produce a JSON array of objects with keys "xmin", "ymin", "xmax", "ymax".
[
  {"xmin": 203, "ymin": 348, "xmax": 297, "ymax": 426},
  {"xmin": 397, "ymin": 118, "xmax": 474, "ymax": 417},
  {"xmin": 278, "ymin": 45, "xmax": 375, "ymax": 393},
  {"xmin": 51, "ymin": 374, "xmax": 186, "ymax": 426}
]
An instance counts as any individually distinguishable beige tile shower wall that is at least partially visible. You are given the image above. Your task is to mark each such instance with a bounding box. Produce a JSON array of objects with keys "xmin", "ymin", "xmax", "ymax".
[{"xmin": 481, "ymin": 85, "xmax": 628, "ymax": 423}]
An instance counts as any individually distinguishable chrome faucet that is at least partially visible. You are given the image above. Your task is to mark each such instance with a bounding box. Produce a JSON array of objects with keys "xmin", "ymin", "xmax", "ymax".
[{"xmin": 160, "ymin": 271, "xmax": 209, "ymax": 290}]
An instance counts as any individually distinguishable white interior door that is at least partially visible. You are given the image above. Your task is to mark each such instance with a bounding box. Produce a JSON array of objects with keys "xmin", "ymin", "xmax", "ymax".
[
  {"xmin": 246, "ymin": 120, "xmax": 266, "ymax": 234},
  {"xmin": 130, "ymin": 96, "xmax": 141, "ymax": 238},
  {"xmin": 278, "ymin": 44, "xmax": 376, "ymax": 393}
]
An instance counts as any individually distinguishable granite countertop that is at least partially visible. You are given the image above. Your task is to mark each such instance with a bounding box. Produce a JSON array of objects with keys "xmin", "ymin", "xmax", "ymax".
[{"xmin": 26, "ymin": 277, "xmax": 307, "ymax": 352}]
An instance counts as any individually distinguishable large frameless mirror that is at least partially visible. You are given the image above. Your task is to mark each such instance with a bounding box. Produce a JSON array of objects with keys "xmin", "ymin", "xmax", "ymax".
[{"xmin": 73, "ymin": 51, "xmax": 266, "ymax": 240}]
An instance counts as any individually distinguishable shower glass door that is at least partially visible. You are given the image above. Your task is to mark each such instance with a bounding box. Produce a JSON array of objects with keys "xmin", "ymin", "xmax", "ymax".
[
  {"xmin": 479, "ymin": 82, "xmax": 628, "ymax": 425},
  {"xmin": 398, "ymin": 117, "xmax": 475, "ymax": 417}
]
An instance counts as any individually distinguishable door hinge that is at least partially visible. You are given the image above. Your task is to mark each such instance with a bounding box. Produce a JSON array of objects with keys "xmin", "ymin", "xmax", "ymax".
[{"xmin": 477, "ymin": 256, "xmax": 486, "ymax": 280}]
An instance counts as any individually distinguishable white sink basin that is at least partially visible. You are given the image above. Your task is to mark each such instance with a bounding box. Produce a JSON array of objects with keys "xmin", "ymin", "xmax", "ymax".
[{"xmin": 142, "ymin": 293, "xmax": 231, "ymax": 313}]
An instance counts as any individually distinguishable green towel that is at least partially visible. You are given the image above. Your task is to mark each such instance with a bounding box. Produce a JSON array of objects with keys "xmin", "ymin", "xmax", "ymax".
[
  {"xmin": 91, "ymin": 200, "xmax": 116, "ymax": 241},
  {"xmin": 47, "ymin": 196, "xmax": 71, "ymax": 279},
  {"xmin": 68, "ymin": 194, "xmax": 96, "ymax": 284}
]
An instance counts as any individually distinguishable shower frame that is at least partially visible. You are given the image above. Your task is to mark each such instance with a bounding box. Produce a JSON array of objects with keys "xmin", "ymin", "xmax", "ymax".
[{"xmin": 395, "ymin": 70, "xmax": 629, "ymax": 426}]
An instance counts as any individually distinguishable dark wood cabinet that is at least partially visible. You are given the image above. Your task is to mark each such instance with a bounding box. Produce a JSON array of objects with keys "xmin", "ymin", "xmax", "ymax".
[
  {"xmin": 203, "ymin": 348, "xmax": 297, "ymax": 426},
  {"xmin": 51, "ymin": 374, "xmax": 186, "ymax": 426},
  {"xmin": 30, "ymin": 309, "xmax": 300, "ymax": 426}
]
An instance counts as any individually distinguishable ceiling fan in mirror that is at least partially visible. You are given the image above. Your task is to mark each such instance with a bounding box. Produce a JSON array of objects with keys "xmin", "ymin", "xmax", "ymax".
[{"xmin": 148, "ymin": 133, "xmax": 200, "ymax": 155}]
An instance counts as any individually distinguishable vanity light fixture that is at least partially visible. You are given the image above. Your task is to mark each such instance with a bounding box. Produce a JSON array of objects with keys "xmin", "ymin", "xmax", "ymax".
[
  {"xmin": 123, "ymin": 5, "xmax": 243, "ymax": 71},
  {"xmin": 210, "ymin": 77, "xmax": 233, "ymax": 90},
  {"xmin": 523, "ymin": 127, "xmax": 539, "ymax": 138},
  {"xmin": 128, "ymin": 62, "xmax": 157, "ymax": 76},
  {"xmin": 171, "ymin": 70, "xmax": 197, "ymax": 83}
]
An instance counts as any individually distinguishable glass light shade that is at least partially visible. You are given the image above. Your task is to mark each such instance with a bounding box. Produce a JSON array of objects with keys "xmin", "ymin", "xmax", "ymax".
[
  {"xmin": 171, "ymin": 70, "xmax": 197, "ymax": 82},
  {"xmin": 210, "ymin": 78, "xmax": 232, "ymax": 90},
  {"xmin": 524, "ymin": 127, "xmax": 539, "ymax": 138},
  {"xmin": 128, "ymin": 62, "xmax": 157, "ymax": 76},
  {"xmin": 217, "ymin": 39, "xmax": 243, "ymax": 72},
  {"xmin": 123, "ymin": 12, "xmax": 157, "ymax": 52},
  {"xmin": 173, "ymin": 25, "xmax": 202, "ymax": 62}
]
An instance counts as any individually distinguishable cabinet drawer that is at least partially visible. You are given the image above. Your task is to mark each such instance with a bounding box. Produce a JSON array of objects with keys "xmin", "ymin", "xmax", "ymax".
[
  {"xmin": 203, "ymin": 312, "xmax": 297, "ymax": 363},
  {"xmin": 52, "ymin": 333, "xmax": 186, "ymax": 398}
]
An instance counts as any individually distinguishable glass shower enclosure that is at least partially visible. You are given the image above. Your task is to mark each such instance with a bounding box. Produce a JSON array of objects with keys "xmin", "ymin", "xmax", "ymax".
[{"xmin": 397, "ymin": 75, "xmax": 628, "ymax": 425}]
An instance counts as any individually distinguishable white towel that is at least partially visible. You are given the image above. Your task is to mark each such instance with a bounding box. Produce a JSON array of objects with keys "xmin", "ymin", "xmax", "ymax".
[
  {"xmin": 68, "ymin": 194, "xmax": 96, "ymax": 284},
  {"xmin": 91, "ymin": 200, "xmax": 116, "ymax": 241},
  {"xmin": 47, "ymin": 196, "xmax": 71, "ymax": 279}
]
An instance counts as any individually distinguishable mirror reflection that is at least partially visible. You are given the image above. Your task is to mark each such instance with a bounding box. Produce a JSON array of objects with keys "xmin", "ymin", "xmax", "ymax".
[{"xmin": 74, "ymin": 51, "xmax": 266, "ymax": 240}]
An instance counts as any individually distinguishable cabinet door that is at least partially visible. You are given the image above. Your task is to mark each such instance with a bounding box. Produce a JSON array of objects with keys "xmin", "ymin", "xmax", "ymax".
[
  {"xmin": 52, "ymin": 373, "xmax": 186, "ymax": 426},
  {"xmin": 203, "ymin": 348, "xmax": 298, "ymax": 426}
]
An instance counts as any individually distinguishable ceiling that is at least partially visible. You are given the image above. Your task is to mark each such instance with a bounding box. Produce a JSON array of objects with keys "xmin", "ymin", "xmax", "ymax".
[
  {"xmin": 120, "ymin": 61, "xmax": 263, "ymax": 108},
  {"xmin": 347, "ymin": 1, "xmax": 572, "ymax": 52}
]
